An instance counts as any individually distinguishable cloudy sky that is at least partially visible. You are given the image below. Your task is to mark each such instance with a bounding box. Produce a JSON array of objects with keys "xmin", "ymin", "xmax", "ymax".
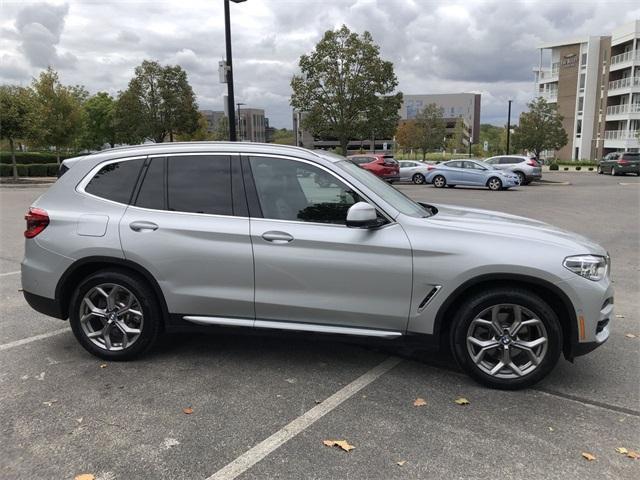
[{"xmin": 1, "ymin": 0, "xmax": 639, "ymax": 128}]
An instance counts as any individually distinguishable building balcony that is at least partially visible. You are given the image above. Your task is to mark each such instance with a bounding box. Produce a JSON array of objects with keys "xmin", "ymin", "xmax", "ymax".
[
  {"xmin": 605, "ymin": 103, "xmax": 640, "ymax": 118},
  {"xmin": 609, "ymin": 50, "xmax": 640, "ymax": 71},
  {"xmin": 608, "ymin": 76, "xmax": 640, "ymax": 94},
  {"xmin": 603, "ymin": 129, "xmax": 640, "ymax": 148},
  {"xmin": 538, "ymin": 91, "xmax": 558, "ymax": 103}
]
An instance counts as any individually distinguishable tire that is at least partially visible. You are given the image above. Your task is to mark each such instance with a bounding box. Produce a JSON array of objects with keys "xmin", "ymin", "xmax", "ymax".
[
  {"xmin": 487, "ymin": 177, "xmax": 502, "ymax": 191},
  {"xmin": 523, "ymin": 180, "xmax": 532, "ymax": 185},
  {"xmin": 597, "ymin": 166, "xmax": 603, "ymax": 174},
  {"xmin": 611, "ymin": 166, "xmax": 617, "ymax": 176},
  {"xmin": 433, "ymin": 175, "xmax": 446, "ymax": 188},
  {"xmin": 412, "ymin": 173, "xmax": 426, "ymax": 185},
  {"xmin": 450, "ymin": 287, "xmax": 562, "ymax": 390},
  {"xmin": 515, "ymin": 171, "xmax": 526, "ymax": 185},
  {"xmin": 69, "ymin": 269, "xmax": 162, "ymax": 360}
]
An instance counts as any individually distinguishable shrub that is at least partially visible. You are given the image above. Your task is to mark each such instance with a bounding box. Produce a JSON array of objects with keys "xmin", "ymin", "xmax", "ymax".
[
  {"xmin": 47, "ymin": 164, "xmax": 59, "ymax": 176},
  {"xmin": 588, "ymin": 167, "xmax": 594, "ymax": 171},
  {"xmin": 28, "ymin": 164, "xmax": 49, "ymax": 176},
  {"xmin": 0, "ymin": 164, "xmax": 12, "ymax": 177},
  {"xmin": 549, "ymin": 163, "xmax": 559, "ymax": 171},
  {"xmin": 575, "ymin": 166, "xmax": 582, "ymax": 171},
  {"xmin": 564, "ymin": 167, "xmax": 569, "ymax": 171},
  {"xmin": 0, "ymin": 151, "xmax": 75, "ymax": 165}
]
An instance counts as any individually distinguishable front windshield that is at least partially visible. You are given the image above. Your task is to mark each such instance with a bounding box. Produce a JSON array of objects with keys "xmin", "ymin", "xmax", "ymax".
[
  {"xmin": 336, "ymin": 160, "xmax": 431, "ymax": 218},
  {"xmin": 474, "ymin": 160, "xmax": 495, "ymax": 170}
]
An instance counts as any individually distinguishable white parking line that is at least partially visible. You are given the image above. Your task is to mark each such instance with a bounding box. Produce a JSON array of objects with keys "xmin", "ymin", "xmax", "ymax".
[
  {"xmin": 0, "ymin": 270, "xmax": 21, "ymax": 277},
  {"xmin": 0, "ymin": 327, "xmax": 71, "ymax": 352},
  {"xmin": 205, "ymin": 356, "xmax": 402, "ymax": 480}
]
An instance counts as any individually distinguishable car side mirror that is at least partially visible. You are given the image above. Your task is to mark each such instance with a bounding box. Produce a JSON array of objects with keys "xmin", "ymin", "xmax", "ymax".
[{"xmin": 346, "ymin": 202, "xmax": 381, "ymax": 228}]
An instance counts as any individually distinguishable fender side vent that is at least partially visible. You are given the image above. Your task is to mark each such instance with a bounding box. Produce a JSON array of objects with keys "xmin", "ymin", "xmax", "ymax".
[{"xmin": 418, "ymin": 286, "xmax": 441, "ymax": 312}]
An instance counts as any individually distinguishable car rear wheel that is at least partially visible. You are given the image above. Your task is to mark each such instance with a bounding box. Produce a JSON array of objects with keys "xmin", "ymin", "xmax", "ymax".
[
  {"xmin": 487, "ymin": 177, "xmax": 502, "ymax": 191},
  {"xmin": 611, "ymin": 166, "xmax": 617, "ymax": 176},
  {"xmin": 69, "ymin": 269, "xmax": 161, "ymax": 360},
  {"xmin": 515, "ymin": 171, "xmax": 526, "ymax": 185},
  {"xmin": 597, "ymin": 166, "xmax": 603, "ymax": 174},
  {"xmin": 433, "ymin": 175, "xmax": 446, "ymax": 188},
  {"xmin": 450, "ymin": 288, "xmax": 562, "ymax": 389},
  {"xmin": 412, "ymin": 173, "xmax": 426, "ymax": 185}
]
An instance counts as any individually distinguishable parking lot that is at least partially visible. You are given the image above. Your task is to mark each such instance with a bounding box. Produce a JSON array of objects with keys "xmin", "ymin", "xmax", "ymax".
[{"xmin": 1, "ymin": 171, "xmax": 638, "ymax": 480}]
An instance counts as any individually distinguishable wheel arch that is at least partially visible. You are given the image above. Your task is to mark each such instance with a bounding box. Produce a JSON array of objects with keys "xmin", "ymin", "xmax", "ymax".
[
  {"xmin": 433, "ymin": 273, "xmax": 577, "ymax": 360},
  {"xmin": 55, "ymin": 256, "xmax": 169, "ymax": 328}
]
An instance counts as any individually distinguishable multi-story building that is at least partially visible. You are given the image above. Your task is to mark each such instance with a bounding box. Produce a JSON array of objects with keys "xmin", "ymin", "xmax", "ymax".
[
  {"xmin": 534, "ymin": 20, "xmax": 639, "ymax": 159},
  {"xmin": 238, "ymin": 108, "xmax": 266, "ymax": 143},
  {"xmin": 200, "ymin": 110, "xmax": 226, "ymax": 133}
]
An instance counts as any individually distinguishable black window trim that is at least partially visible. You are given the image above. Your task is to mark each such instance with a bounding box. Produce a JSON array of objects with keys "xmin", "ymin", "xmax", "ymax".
[{"xmin": 240, "ymin": 153, "xmax": 395, "ymax": 226}]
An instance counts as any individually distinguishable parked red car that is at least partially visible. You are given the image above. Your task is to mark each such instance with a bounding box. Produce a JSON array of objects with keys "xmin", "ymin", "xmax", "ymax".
[{"xmin": 347, "ymin": 153, "xmax": 400, "ymax": 182}]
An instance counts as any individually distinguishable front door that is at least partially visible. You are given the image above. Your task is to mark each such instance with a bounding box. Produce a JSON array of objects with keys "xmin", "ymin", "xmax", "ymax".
[
  {"xmin": 119, "ymin": 154, "xmax": 254, "ymax": 318},
  {"xmin": 246, "ymin": 155, "xmax": 413, "ymax": 332}
]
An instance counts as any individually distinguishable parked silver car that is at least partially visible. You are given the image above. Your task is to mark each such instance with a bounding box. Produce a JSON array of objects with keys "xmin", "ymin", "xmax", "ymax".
[
  {"xmin": 485, "ymin": 155, "xmax": 542, "ymax": 185},
  {"xmin": 398, "ymin": 160, "xmax": 435, "ymax": 184},
  {"xmin": 22, "ymin": 143, "xmax": 611, "ymax": 389}
]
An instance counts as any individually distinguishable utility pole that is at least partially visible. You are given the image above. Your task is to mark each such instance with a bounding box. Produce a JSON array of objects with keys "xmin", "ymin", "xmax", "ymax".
[
  {"xmin": 506, "ymin": 100, "xmax": 512, "ymax": 154},
  {"xmin": 223, "ymin": 0, "xmax": 246, "ymax": 141}
]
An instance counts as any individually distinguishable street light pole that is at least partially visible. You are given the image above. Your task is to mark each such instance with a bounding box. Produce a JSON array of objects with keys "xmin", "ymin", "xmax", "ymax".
[
  {"xmin": 223, "ymin": 0, "xmax": 246, "ymax": 141},
  {"xmin": 506, "ymin": 100, "xmax": 512, "ymax": 154}
]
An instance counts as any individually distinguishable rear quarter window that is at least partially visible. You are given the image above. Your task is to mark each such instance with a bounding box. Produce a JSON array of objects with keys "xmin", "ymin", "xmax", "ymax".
[{"xmin": 84, "ymin": 159, "xmax": 145, "ymax": 204}]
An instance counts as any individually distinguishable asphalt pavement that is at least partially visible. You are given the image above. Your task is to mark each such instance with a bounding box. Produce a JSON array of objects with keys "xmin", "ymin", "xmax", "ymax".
[{"xmin": 0, "ymin": 171, "xmax": 638, "ymax": 480}]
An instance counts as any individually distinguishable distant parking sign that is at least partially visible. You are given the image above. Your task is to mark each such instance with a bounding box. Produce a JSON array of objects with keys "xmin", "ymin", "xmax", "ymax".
[{"xmin": 483, "ymin": 141, "xmax": 489, "ymax": 152}]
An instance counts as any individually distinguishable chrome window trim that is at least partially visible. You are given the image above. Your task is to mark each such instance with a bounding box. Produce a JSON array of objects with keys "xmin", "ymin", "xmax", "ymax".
[{"xmin": 245, "ymin": 153, "xmax": 396, "ymax": 225}]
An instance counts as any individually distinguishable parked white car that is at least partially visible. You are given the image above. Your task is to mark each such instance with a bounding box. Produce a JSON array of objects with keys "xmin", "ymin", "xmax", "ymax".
[{"xmin": 398, "ymin": 160, "xmax": 436, "ymax": 184}]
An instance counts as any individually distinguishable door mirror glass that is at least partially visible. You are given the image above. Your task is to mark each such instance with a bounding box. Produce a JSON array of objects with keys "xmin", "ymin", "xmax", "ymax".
[{"xmin": 346, "ymin": 202, "xmax": 381, "ymax": 228}]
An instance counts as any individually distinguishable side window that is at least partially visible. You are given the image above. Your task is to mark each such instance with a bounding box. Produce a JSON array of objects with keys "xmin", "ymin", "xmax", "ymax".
[
  {"xmin": 135, "ymin": 158, "xmax": 165, "ymax": 210},
  {"xmin": 167, "ymin": 155, "xmax": 233, "ymax": 215},
  {"xmin": 500, "ymin": 157, "xmax": 515, "ymax": 164},
  {"xmin": 249, "ymin": 156, "xmax": 362, "ymax": 225},
  {"xmin": 485, "ymin": 158, "xmax": 498, "ymax": 165},
  {"xmin": 85, "ymin": 158, "xmax": 145, "ymax": 204},
  {"xmin": 447, "ymin": 161, "xmax": 463, "ymax": 168}
]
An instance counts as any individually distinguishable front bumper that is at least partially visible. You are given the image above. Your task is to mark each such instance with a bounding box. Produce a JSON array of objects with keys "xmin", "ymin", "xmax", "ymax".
[{"xmin": 382, "ymin": 175, "xmax": 400, "ymax": 183}]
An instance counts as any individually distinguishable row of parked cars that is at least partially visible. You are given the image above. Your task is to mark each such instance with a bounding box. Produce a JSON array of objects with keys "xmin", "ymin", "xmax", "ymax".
[{"xmin": 346, "ymin": 154, "xmax": 542, "ymax": 191}]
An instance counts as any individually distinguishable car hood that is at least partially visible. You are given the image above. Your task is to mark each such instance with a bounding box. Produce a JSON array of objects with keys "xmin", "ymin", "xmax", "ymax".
[{"xmin": 423, "ymin": 203, "xmax": 606, "ymax": 254}]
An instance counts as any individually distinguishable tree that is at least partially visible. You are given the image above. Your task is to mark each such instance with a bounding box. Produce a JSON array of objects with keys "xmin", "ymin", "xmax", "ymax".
[
  {"xmin": 414, "ymin": 103, "xmax": 446, "ymax": 159},
  {"xmin": 477, "ymin": 123, "xmax": 506, "ymax": 156},
  {"xmin": 395, "ymin": 120, "xmax": 420, "ymax": 153},
  {"xmin": 176, "ymin": 112, "xmax": 212, "ymax": 141},
  {"xmin": 290, "ymin": 25, "xmax": 400, "ymax": 154},
  {"xmin": 81, "ymin": 92, "xmax": 116, "ymax": 150},
  {"xmin": 272, "ymin": 128, "xmax": 295, "ymax": 145},
  {"xmin": 512, "ymin": 97, "xmax": 568, "ymax": 160},
  {"xmin": 446, "ymin": 117, "xmax": 466, "ymax": 153},
  {"xmin": 30, "ymin": 67, "xmax": 84, "ymax": 163},
  {"xmin": 115, "ymin": 60, "xmax": 199, "ymax": 143},
  {"xmin": 211, "ymin": 116, "xmax": 229, "ymax": 141},
  {"xmin": 0, "ymin": 85, "xmax": 33, "ymax": 179},
  {"xmin": 357, "ymin": 94, "xmax": 403, "ymax": 150}
]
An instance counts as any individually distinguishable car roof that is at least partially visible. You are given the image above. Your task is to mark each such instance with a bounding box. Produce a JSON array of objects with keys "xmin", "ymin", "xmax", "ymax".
[{"xmin": 62, "ymin": 142, "xmax": 342, "ymax": 168}]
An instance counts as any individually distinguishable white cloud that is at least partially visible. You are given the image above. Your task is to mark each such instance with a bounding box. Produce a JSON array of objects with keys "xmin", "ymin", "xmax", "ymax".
[{"xmin": 0, "ymin": 0, "xmax": 638, "ymax": 127}]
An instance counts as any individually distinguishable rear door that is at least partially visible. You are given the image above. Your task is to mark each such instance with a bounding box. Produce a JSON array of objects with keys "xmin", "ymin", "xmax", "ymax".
[
  {"xmin": 245, "ymin": 155, "xmax": 413, "ymax": 332},
  {"xmin": 462, "ymin": 161, "xmax": 488, "ymax": 185},
  {"xmin": 119, "ymin": 153, "xmax": 254, "ymax": 319},
  {"xmin": 444, "ymin": 161, "xmax": 466, "ymax": 183}
]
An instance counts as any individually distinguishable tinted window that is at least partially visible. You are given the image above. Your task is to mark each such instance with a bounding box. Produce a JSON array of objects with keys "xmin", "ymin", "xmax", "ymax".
[
  {"xmin": 485, "ymin": 158, "xmax": 498, "ymax": 164},
  {"xmin": 350, "ymin": 156, "xmax": 373, "ymax": 165},
  {"xmin": 250, "ymin": 157, "xmax": 362, "ymax": 224},
  {"xmin": 85, "ymin": 159, "xmax": 144, "ymax": 204},
  {"xmin": 136, "ymin": 158, "xmax": 165, "ymax": 210},
  {"xmin": 167, "ymin": 155, "xmax": 232, "ymax": 215},
  {"xmin": 464, "ymin": 161, "xmax": 485, "ymax": 170},
  {"xmin": 446, "ymin": 161, "xmax": 463, "ymax": 168},
  {"xmin": 499, "ymin": 157, "xmax": 515, "ymax": 164},
  {"xmin": 622, "ymin": 153, "xmax": 639, "ymax": 159}
]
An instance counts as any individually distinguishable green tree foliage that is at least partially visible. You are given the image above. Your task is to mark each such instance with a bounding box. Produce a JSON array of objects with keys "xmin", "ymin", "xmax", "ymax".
[
  {"xmin": 211, "ymin": 116, "xmax": 230, "ymax": 141},
  {"xmin": 81, "ymin": 92, "xmax": 116, "ymax": 150},
  {"xmin": 512, "ymin": 97, "xmax": 568, "ymax": 160},
  {"xmin": 30, "ymin": 67, "xmax": 84, "ymax": 163},
  {"xmin": 290, "ymin": 25, "xmax": 400, "ymax": 154},
  {"xmin": 115, "ymin": 60, "xmax": 199, "ymax": 143},
  {"xmin": 272, "ymin": 128, "xmax": 295, "ymax": 145},
  {"xmin": 477, "ymin": 123, "xmax": 506, "ymax": 156},
  {"xmin": 176, "ymin": 112, "xmax": 212, "ymax": 141},
  {"xmin": 414, "ymin": 103, "xmax": 446, "ymax": 159},
  {"xmin": 446, "ymin": 117, "xmax": 466, "ymax": 153},
  {"xmin": 0, "ymin": 85, "xmax": 33, "ymax": 178}
]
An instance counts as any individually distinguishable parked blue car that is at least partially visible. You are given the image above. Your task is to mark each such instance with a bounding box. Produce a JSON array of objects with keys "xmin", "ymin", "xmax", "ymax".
[{"xmin": 425, "ymin": 159, "xmax": 520, "ymax": 191}]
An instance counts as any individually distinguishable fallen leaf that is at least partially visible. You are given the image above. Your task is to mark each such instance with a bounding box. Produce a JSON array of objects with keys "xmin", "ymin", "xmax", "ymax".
[
  {"xmin": 615, "ymin": 314, "xmax": 625, "ymax": 318},
  {"xmin": 314, "ymin": 399, "xmax": 322, "ymax": 404},
  {"xmin": 76, "ymin": 417, "xmax": 83, "ymax": 424},
  {"xmin": 42, "ymin": 400, "xmax": 58, "ymax": 407},
  {"xmin": 548, "ymin": 427, "xmax": 554, "ymax": 432},
  {"xmin": 627, "ymin": 450, "xmax": 639, "ymax": 459},
  {"xmin": 182, "ymin": 407, "xmax": 193, "ymax": 415},
  {"xmin": 74, "ymin": 474, "xmax": 95, "ymax": 480},
  {"xmin": 582, "ymin": 452, "xmax": 596, "ymax": 461},
  {"xmin": 454, "ymin": 397, "xmax": 470, "ymax": 405},
  {"xmin": 323, "ymin": 440, "xmax": 355, "ymax": 452},
  {"xmin": 99, "ymin": 364, "xmax": 107, "ymax": 369},
  {"xmin": 413, "ymin": 398, "xmax": 427, "ymax": 407},
  {"xmin": 615, "ymin": 447, "xmax": 628, "ymax": 454},
  {"xmin": 625, "ymin": 333, "xmax": 636, "ymax": 338},
  {"xmin": 397, "ymin": 460, "xmax": 406, "ymax": 466}
]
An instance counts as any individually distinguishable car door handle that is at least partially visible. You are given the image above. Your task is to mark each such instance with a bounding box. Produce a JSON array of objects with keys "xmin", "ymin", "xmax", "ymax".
[
  {"xmin": 261, "ymin": 231, "xmax": 294, "ymax": 244},
  {"xmin": 129, "ymin": 221, "xmax": 158, "ymax": 232}
]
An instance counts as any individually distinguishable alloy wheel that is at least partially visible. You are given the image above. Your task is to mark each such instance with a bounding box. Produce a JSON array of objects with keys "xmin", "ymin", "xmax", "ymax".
[
  {"xmin": 413, "ymin": 173, "xmax": 425, "ymax": 184},
  {"xmin": 433, "ymin": 175, "xmax": 446, "ymax": 188},
  {"xmin": 79, "ymin": 283, "xmax": 144, "ymax": 351},
  {"xmin": 516, "ymin": 172, "xmax": 525, "ymax": 185},
  {"xmin": 488, "ymin": 178, "xmax": 502, "ymax": 190},
  {"xmin": 466, "ymin": 304, "xmax": 548, "ymax": 379}
]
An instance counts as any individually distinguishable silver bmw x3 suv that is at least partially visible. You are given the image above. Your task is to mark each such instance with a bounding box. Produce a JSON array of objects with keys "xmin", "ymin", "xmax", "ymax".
[{"xmin": 22, "ymin": 143, "xmax": 611, "ymax": 389}]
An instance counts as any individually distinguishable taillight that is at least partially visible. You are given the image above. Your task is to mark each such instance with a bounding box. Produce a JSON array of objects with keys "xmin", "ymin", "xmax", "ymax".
[
  {"xmin": 24, "ymin": 207, "xmax": 49, "ymax": 238},
  {"xmin": 617, "ymin": 159, "xmax": 629, "ymax": 165},
  {"xmin": 427, "ymin": 165, "xmax": 435, "ymax": 170},
  {"xmin": 527, "ymin": 159, "xmax": 539, "ymax": 166}
]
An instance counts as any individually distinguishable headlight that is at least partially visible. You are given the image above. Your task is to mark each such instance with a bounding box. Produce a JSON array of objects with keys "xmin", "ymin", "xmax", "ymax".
[{"xmin": 563, "ymin": 255, "xmax": 608, "ymax": 281}]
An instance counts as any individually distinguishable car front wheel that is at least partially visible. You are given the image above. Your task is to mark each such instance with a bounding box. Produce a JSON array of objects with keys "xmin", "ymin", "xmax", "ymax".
[
  {"xmin": 433, "ymin": 175, "xmax": 446, "ymax": 188},
  {"xmin": 450, "ymin": 288, "xmax": 562, "ymax": 389},
  {"xmin": 412, "ymin": 173, "xmax": 426, "ymax": 185},
  {"xmin": 69, "ymin": 269, "xmax": 161, "ymax": 360},
  {"xmin": 487, "ymin": 177, "xmax": 502, "ymax": 191},
  {"xmin": 515, "ymin": 171, "xmax": 526, "ymax": 185}
]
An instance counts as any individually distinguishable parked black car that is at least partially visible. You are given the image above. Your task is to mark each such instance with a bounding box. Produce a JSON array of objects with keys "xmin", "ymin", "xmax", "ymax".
[{"xmin": 598, "ymin": 152, "xmax": 640, "ymax": 176}]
